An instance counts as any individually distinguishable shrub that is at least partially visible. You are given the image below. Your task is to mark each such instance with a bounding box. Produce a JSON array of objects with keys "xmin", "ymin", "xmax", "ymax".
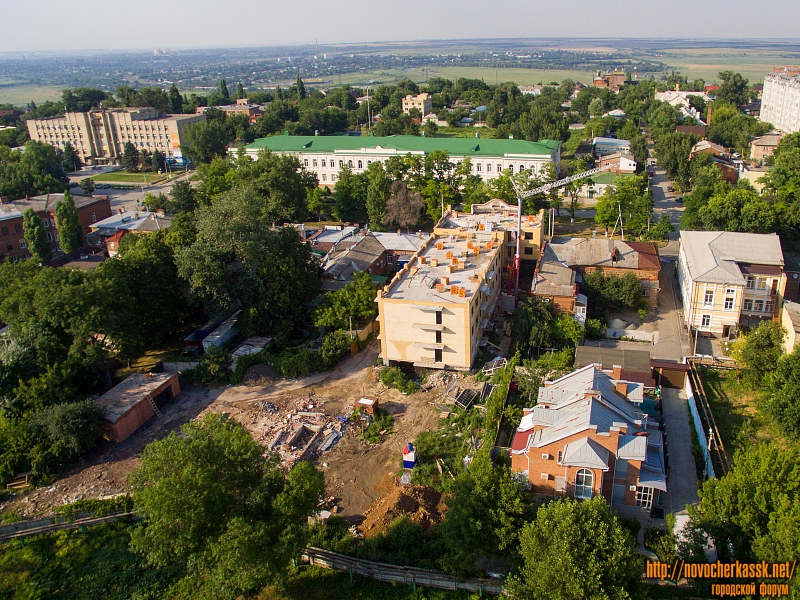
[
  {"xmin": 585, "ymin": 318, "xmax": 606, "ymax": 340},
  {"xmin": 380, "ymin": 367, "xmax": 419, "ymax": 394}
]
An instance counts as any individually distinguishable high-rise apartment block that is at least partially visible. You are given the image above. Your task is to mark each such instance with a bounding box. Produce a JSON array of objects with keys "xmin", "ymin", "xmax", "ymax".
[
  {"xmin": 26, "ymin": 108, "xmax": 205, "ymax": 166},
  {"xmin": 760, "ymin": 67, "xmax": 800, "ymax": 134}
]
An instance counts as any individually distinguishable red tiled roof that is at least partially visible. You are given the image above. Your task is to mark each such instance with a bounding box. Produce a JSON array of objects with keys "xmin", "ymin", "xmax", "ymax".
[
  {"xmin": 511, "ymin": 431, "xmax": 531, "ymax": 451},
  {"xmin": 626, "ymin": 241, "xmax": 661, "ymax": 271}
]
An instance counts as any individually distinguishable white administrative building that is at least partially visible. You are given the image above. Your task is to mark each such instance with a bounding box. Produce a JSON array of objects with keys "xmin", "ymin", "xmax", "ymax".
[
  {"xmin": 761, "ymin": 67, "xmax": 800, "ymax": 134},
  {"xmin": 244, "ymin": 135, "xmax": 561, "ymax": 184}
]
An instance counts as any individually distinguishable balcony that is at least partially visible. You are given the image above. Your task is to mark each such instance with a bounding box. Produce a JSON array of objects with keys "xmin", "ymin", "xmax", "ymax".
[{"xmin": 412, "ymin": 323, "xmax": 444, "ymax": 331}]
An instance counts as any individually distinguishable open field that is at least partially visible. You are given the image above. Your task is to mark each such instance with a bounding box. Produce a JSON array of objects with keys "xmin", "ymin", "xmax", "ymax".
[
  {"xmin": 0, "ymin": 83, "xmax": 62, "ymax": 106},
  {"xmin": 90, "ymin": 171, "xmax": 165, "ymax": 183},
  {"xmin": 658, "ymin": 47, "xmax": 800, "ymax": 81}
]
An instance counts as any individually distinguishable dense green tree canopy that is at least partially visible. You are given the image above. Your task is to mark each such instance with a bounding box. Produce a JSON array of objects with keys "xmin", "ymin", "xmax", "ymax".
[
  {"xmin": 23, "ymin": 208, "xmax": 51, "ymax": 264},
  {"xmin": 314, "ymin": 271, "xmax": 377, "ymax": 330},
  {"xmin": 175, "ymin": 186, "xmax": 320, "ymax": 340},
  {"xmin": 508, "ymin": 497, "xmax": 642, "ymax": 600},
  {"xmin": 129, "ymin": 413, "xmax": 325, "ymax": 599},
  {"xmin": 54, "ymin": 191, "xmax": 83, "ymax": 254}
]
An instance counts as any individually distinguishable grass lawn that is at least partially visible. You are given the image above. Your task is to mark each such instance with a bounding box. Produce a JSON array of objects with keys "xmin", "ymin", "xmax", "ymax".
[
  {"xmin": 90, "ymin": 171, "xmax": 165, "ymax": 184},
  {"xmin": 698, "ymin": 368, "xmax": 784, "ymax": 452}
]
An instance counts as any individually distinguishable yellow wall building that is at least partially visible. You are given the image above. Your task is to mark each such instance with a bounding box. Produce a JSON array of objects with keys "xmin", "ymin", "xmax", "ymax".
[{"xmin": 377, "ymin": 202, "xmax": 543, "ymax": 370}]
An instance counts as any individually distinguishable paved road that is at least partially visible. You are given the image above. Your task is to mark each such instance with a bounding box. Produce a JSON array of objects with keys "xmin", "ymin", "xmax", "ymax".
[
  {"xmin": 68, "ymin": 170, "xmax": 192, "ymax": 214},
  {"xmin": 661, "ymin": 386, "xmax": 699, "ymax": 514},
  {"xmin": 649, "ymin": 167, "xmax": 683, "ymax": 257}
]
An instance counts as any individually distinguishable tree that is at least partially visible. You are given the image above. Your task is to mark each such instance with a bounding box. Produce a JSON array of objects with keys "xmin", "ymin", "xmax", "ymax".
[
  {"xmin": 23, "ymin": 208, "xmax": 51, "ymax": 264},
  {"xmin": 438, "ymin": 453, "xmax": 535, "ymax": 575},
  {"xmin": 507, "ymin": 497, "xmax": 642, "ymax": 600},
  {"xmin": 582, "ymin": 271, "xmax": 643, "ymax": 310},
  {"xmin": 766, "ymin": 351, "xmax": 800, "ymax": 439},
  {"xmin": 151, "ymin": 149, "xmax": 166, "ymax": 173},
  {"xmin": 730, "ymin": 319, "xmax": 785, "ymax": 385},
  {"xmin": 296, "ymin": 74, "xmax": 306, "ymax": 101},
  {"xmin": 365, "ymin": 161, "xmax": 390, "ymax": 230},
  {"xmin": 219, "ymin": 78, "xmax": 230, "ymax": 100},
  {"xmin": 122, "ymin": 141, "xmax": 140, "ymax": 172},
  {"xmin": 687, "ymin": 443, "xmax": 800, "ymax": 566},
  {"xmin": 314, "ymin": 271, "xmax": 377, "ymax": 330},
  {"xmin": 383, "ymin": 181, "xmax": 424, "ymax": 232},
  {"xmin": 181, "ymin": 120, "xmax": 234, "ymax": 164},
  {"xmin": 168, "ymin": 83, "xmax": 183, "ymax": 113},
  {"xmin": 716, "ymin": 71, "xmax": 752, "ymax": 106},
  {"xmin": 168, "ymin": 180, "xmax": 197, "ymax": 214},
  {"xmin": 79, "ymin": 177, "xmax": 95, "ymax": 195},
  {"xmin": 175, "ymin": 186, "xmax": 320, "ymax": 341},
  {"xmin": 422, "ymin": 119, "xmax": 438, "ymax": 137},
  {"xmin": 333, "ymin": 164, "xmax": 367, "ymax": 222},
  {"xmin": 698, "ymin": 187, "xmax": 775, "ymax": 233},
  {"xmin": 517, "ymin": 348, "xmax": 574, "ymax": 401},
  {"xmin": 0, "ymin": 141, "xmax": 68, "ymax": 200},
  {"xmin": 593, "ymin": 174, "xmax": 653, "ymax": 238},
  {"xmin": 139, "ymin": 149, "xmax": 152, "ymax": 171},
  {"xmin": 129, "ymin": 413, "xmax": 325, "ymax": 599},
  {"xmin": 653, "ymin": 132, "xmax": 696, "ymax": 190},
  {"xmin": 54, "ymin": 191, "xmax": 83, "ymax": 253},
  {"xmin": 61, "ymin": 141, "xmax": 80, "ymax": 172},
  {"xmin": 236, "ymin": 81, "xmax": 245, "ymax": 100},
  {"xmin": 513, "ymin": 296, "xmax": 555, "ymax": 355}
]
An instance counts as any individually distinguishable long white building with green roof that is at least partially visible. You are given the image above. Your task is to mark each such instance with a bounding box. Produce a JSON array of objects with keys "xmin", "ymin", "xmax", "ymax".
[{"xmin": 244, "ymin": 134, "xmax": 561, "ymax": 185}]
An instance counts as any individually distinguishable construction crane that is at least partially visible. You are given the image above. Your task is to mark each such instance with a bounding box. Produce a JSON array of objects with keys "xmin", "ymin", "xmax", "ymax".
[{"xmin": 510, "ymin": 163, "xmax": 614, "ymax": 298}]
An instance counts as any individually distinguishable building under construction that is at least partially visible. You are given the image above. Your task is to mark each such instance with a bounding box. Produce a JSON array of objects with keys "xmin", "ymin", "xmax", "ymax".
[
  {"xmin": 376, "ymin": 201, "xmax": 543, "ymax": 370},
  {"xmin": 96, "ymin": 372, "xmax": 180, "ymax": 442}
]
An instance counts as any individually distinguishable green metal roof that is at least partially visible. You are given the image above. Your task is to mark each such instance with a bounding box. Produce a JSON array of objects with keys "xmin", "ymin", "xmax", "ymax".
[{"xmin": 245, "ymin": 135, "xmax": 561, "ymax": 158}]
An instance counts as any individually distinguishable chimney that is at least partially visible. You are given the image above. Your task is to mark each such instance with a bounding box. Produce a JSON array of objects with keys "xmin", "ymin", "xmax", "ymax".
[
  {"xmin": 615, "ymin": 381, "xmax": 628, "ymax": 397},
  {"xmin": 612, "ymin": 365, "xmax": 622, "ymax": 379}
]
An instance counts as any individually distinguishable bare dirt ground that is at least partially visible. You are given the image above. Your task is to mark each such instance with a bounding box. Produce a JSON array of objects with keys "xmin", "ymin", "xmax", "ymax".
[{"xmin": 1, "ymin": 340, "xmax": 456, "ymax": 524}]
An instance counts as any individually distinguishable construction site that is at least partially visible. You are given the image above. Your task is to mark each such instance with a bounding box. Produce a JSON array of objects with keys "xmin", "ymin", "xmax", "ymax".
[{"xmin": 0, "ymin": 341, "xmax": 493, "ymax": 529}]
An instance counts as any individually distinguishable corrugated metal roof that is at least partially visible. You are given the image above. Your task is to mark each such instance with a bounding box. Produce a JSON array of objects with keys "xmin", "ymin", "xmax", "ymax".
[
  {"xmin": 617, "ymin": 434, "xmax": 647, "ymax": 460},
  {"xmin": 562, "ymin": 437, "xmax": 610, "ymax": 469},
  {"xmin": 680, "ymin": 231, "xmax": 784, "ymax": 284}
]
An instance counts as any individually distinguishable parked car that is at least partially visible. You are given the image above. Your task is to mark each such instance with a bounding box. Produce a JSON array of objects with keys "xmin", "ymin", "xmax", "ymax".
[{"xmin": 675, "ymin": 197, "xmax": 684, "ymax": 203}]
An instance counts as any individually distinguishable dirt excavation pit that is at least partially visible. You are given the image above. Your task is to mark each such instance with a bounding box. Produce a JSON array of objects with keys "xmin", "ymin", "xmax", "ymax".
[{"xmin": 359, "ymin": 480, "xmax": 447, "ymax": 536}]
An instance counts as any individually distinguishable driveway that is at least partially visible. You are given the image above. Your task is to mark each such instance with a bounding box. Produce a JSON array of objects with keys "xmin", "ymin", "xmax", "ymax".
[
  {"xmin": 649, "ymin": 167, "xmax": 683, "ymax": 257},
  {"xmin": 661, "ymin": 386, "xmax": 700, "ymax": 514}
]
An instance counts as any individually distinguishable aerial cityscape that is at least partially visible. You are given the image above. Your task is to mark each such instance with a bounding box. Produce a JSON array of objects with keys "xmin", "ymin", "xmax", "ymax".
[{"xmin": 2, "ymin": 3, "xmax": 800, "ymax": 598}]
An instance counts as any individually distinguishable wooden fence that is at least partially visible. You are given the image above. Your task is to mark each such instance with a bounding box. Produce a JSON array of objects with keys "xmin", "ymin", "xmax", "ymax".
[
  {"xmin": 301, "ymin": 546, "xmax": 503, "ymax": 595},
  {"xmin": 0, "ymin": 510, "xmax": 137, "ymax": 542}
]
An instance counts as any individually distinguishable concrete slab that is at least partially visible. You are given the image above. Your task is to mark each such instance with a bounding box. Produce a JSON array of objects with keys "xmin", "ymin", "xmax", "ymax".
[{"xmin": 661, "ymin": 386, "xmax": 699, "ymax": 515}]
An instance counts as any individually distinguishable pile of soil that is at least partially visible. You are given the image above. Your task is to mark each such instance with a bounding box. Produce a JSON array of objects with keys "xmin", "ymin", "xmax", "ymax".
[
  {"xmin": 360, "ymin": 483, "xmax": 446, "ymax": 536},
  {"xmin": 241, "ymin": 363, "xmax": 278, "ymax": 386}
]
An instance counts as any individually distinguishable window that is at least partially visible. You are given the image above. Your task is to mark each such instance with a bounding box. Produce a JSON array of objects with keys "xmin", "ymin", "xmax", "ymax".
[
  {"xmin": 497, "ymin": 163, "xmax": 502, "ymax": 172},
  {"xmin": 321, "ymin": 174, "xmax": 327, "ymax": 182},
  {"xmin": 46, "ymin": 232, "xmax": 53, "ymax": 242},
  {"xmin": 765, "ymin": 300, "xmax": 774, "ymax": 313},
  {"xmin": 486, "ymin": 163, "xmax": 492, "ymax": 173},
  {"xmin": 524, "ymin": 247, "xmax": 533, "ymax": 255},
  {"xmin": 754, "ymin": 299, "xmax": 764, "ymax": 312},
  {"xmin": 743, "ymin": 299, "xmax": 753, "ymax": 311},
  {"xmin": 703, "ymin": 288, "xmax": 714, "ymax": 307},
  {"xmin": 321, "ymin": 159, "xmax": 326, "ymax": 167},
  {"xmin": 14, "ymin": 224, "xmax": 21, "ymax": 234},
  {"xmin": 5, "ymin": 242, "xmax": 12, "ymax": 251},
  {"xmin": 476, "ymin": 163, "xmax": 482, "ymax": 172},
  {"xmin": 724, "ymin": 296, "xmax": 734, "ymax": 310},
  {"xmin": 435, "ymin": 311, "xmax": 442, "ymax": 325},
  {"xmin": 18, "ymin": 239, "xmax": 27, "ymax": 249},
  {"xmin": 339, "ymin": 160, "xmax": 344, "ymax": 168},
  {"xmin": 701, "ymin": 314, "xmax": 711, "ymax": 329},
  {"xmin": 524, "ymin": 231, "xmax": 533, "ymax": 240},
  {"xmin": 757, "ymin": 277, "xmax": 768, "ymax": 290},
  {"xmin": 635, "ymin": 486, "xmax": 654, "ymax": 508},
  {"xmin": 508, "ymin": 164, "xmax": 514, "ymax": 172},
  {"xmin": 357, "ymin": 160, "xmax": 363, "ymax": 169},
  {"xmin": 387, "ymin": 255, "xmax": 394, "ymax": 264},
  {"xmin": 746, "ymin": 276, "xmax": 755, "ymax": 289},
  {"xmin": 519, "ymin": 164, "xmax": 525, "ymax": 173},
  {"xmin": 574, "ymin": 469, "xmax": 593, "ymax": 499},
  {"xmin": 1, "ymin": 227, "xmax": 7, "ymax": 236},
  {"xmin": 331, "ymin": 174, "xmax": 337, "ymax": 182},
  {"xmin": 90, "ymin": 212, "xmax": 97, "ymax": 222},
  {"xmin": 312, "ymin": 159, "xmax": 317, "ymax": 167},
  {"xmin": 641, "ymin": 289, "xmax": 650, "ymax": 297},
  {"xmin": 531, "ymin": 164, "xmax": 537, "ymax": 174},
  {"xmin": 556, "ymin": 450, "xmax": 563, "ymax": 464},
  {"xmin": 614, "ymin": 458, "xmax": 628, "ymax": 479},
  {"xmin": 348, "ymin": 160, "xmax": 353, "ymax": 168}
]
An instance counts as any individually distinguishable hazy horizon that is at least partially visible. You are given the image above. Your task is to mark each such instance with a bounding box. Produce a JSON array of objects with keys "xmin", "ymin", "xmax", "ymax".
[{"xmin": 4, "ymin": 0, "xmax": 800, "ymax": 52}]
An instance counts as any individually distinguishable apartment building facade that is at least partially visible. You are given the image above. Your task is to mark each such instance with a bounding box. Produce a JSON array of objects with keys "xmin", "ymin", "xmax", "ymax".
[
  {"xmin": 0, "ymin": 194, "xmax": 112, "ymax": 262},
  {"xmin": 244, "ymin": 135, "xmax": 561, "ymax": 186},
  {"xmin": 761, "ymin": 68, "xmax": 800, "ymax": 134},
  {"xmin": 678, "ymin": 231, "xmax": 786, "ymax": 338},
  {"xmin": 26, "ymin": 108, "xmax": 205, "ymax": 166},
  {"xmin": 401, "ymin": 93, "xmax": 432, "ymax": 116},
  {"xmin": 511, "ymin": 365, "xmax": 666, "ymax": 511},
  {"xmin": 376, "ymin": 203, "xmax": 538, "ymax": 370}
]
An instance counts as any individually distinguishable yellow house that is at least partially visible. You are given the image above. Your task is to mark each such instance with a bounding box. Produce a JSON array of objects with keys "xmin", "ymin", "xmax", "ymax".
[
  {"xmin": 781, "ymin": 301, "xmax": 800, "ymax": 354},
  {"xmin": 678, "ymin": 231, "xmax": 786, "ymax": 339}
]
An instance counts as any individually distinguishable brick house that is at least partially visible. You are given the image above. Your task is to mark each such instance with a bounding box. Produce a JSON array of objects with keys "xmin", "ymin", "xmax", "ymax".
[
  {"xmin": 531, "ymin": 238, "xmax": 661, "ymax": 312},
  {"xmin": 0, "ymin": 194, "xmax": 112, "ymax": 263},
  {"xmin": 510, "ymin": 365, "xmax": 666, "ymax": 511}
]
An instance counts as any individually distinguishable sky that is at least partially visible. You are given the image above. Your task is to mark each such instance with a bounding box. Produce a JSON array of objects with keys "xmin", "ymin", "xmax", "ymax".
[{"xmin": 2, "ymin": 0, "xmax": 800, "ymax": 52}]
